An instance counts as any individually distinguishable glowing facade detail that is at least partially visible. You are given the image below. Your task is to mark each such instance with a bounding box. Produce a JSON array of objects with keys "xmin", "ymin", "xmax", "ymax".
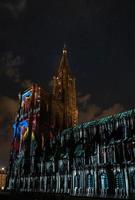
[{"xmin": 6, "ymin": 48, "xmax": 135, "ymax": 199}]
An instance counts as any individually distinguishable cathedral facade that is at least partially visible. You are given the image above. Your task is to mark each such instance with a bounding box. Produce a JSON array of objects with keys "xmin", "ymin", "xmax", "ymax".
[{"xmin": 6, "ymin": 47, "xmax": 135, "ymax": 199}]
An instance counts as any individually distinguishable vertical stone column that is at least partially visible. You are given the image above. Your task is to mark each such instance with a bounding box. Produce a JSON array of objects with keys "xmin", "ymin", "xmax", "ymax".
[
  {"xmin": 64, "ymin": 174, "xmax": 67, "ymax": 193},
  {"xmin": 97, "ymin": 144, "xmax": 100, "ymax": 164},
  {"xmin": 122, "ymin": 141, "xmax": 129, "ymax": 196},
  {"xmin": 94, "ymin": 167, "xmax": 98, "ymax": 196},
  {"xmin": 114, "ymin": 144, "xmax": 116, "ymax": 163},
  {"xmin": 72, "ymin": 170, "xmax": 76, "ymax": 195},
  {"xmin": 56, "ymin": 173, "xmax": 58, "ymax": 193},
  {"xmin": 56, "ymin": 172, "xmax": 60, "ymax": 193},
  {"xmin": 27, "ymin": 177, "xmax": 29, "ymax": 191},
  {"xmin": 104, "ymin": 146, "xmax": 107, "ymax": 164},
  {"xmin": 41, "ymin": 161, "xmax": 43, "ymax": 175},
  {"xmin": 85, "ymin": 169, "xmax": 88, "ymax": 195},
  {"xmin": 80, "ymin": 170, "xmax": 83, "ymax": 195},
  {"xmin": 124, "ymin": 166, "xmax": 129, "ymax": 197},
  {"xmin": 44, "ymin": 176, "xmax": 47, "ymax": 192},
  {"xmin": 23, "ymin": 177, "xmax": 25, "ymax": 191},
  {"xmin": 31, "ymin": 156, "xmax": 35, "ymax": 174},
  {"xmin": 39, "ymin": 176, "xmax": 42, "ymax": 192}
]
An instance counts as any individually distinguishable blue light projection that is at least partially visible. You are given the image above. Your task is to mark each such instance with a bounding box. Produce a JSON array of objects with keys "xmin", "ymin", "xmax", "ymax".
[
  {"xmin": 22, "ymin": 91, "xmax": 32, "ymax": 101},
  {"xmin": 13, "ymin": 120, "xmax": 28, "ymax": 138}
]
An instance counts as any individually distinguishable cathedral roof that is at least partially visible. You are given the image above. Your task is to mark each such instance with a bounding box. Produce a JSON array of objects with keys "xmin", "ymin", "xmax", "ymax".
[
  {"xmin": 61, "ymin": 108, "xmax": 135, "ymax": 133},
  {"xmin": 80, "ymin": 108, "xmax": 135, "ymax": 129}
]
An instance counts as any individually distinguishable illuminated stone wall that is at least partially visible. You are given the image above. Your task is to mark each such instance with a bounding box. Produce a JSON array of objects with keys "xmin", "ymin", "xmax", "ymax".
[
  {"xmin": 5, "ymin": 47, "xmax": 135, "ymax": 198},
  {"xmin": 6, "ymin": 108, "xmax": 135, "ymax": 199}
]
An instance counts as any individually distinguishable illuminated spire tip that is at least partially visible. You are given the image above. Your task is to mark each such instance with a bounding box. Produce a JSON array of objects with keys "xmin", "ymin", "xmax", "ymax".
[{"xmin": 63, "ymin": 44, "xmax": 67, "ymax": 54}]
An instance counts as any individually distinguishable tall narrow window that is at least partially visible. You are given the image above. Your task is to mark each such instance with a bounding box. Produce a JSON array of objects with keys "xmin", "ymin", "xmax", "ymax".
[
  {"xmin": 100, "ymin": 172, "xmax": 109, "ymax": 190},
  {"xmin": 74, "ymin": 174, "xmax": 80, "ymax": 188},
  {"xmin": 87, "ymin": 174, "xmax": 94, "ymax": 188},
  {"xmin": 115, "ymin": 172, "xmax": 125, "ymax": 189}
]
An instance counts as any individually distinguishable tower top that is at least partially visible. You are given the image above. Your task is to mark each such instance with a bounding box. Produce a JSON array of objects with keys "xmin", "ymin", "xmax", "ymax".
[
  {"xmin": 63, "ymin": 44, "xmax": 67, "ymax": 54},
  {"xmin": 54, "ymin": 45, "xmax": 74, "ymax": 78}
]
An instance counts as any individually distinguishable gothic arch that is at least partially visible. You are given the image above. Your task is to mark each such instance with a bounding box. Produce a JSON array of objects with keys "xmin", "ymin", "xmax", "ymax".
[
  {"xmin": 74, "ymin": 173, "xmax": 80, "ymax": 189},
  {"xmin": 99, "ymin": 172, "xmax": 109, "ymax": 190},
  {"xmin": 115, "ymin": 171, "xmax": 125, "ymax": 189},
  {"xmin": 87, "ymin": 173, "xmax": 95, "ymax": 189}
]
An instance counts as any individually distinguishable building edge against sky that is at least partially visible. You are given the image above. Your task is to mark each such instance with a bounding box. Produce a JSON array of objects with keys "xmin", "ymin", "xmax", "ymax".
[{"xmin": 5, "ymin": 47, "xmax": 135, "ymax": 199}]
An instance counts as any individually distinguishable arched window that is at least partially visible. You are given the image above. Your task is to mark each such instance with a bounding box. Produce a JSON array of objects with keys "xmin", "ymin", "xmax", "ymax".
[
  {"xmin": 100, "ymin": 172, "xmax": 109, "ymax": 190},
  {"xmin": 74, "ymin": 174, "xmax": 80, "ymax": 188},
  {"xmin": 115, "ymin": 172, "xmax": 125, "ymax": 189},
  {"xmin": 87, "ymin": 174, "xmax": 94, "ymax": 188}
]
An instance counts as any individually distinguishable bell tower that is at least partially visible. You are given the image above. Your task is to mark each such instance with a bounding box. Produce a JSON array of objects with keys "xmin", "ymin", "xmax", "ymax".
[{"xmin": 52, "ymin": 45, "xmax": 78, "ymax": 128}]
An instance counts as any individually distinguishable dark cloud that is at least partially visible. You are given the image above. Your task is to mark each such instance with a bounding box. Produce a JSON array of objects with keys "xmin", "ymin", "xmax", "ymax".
[
  {"xmin": 5, "ymin": 66, "xmax": 20, "ymax": 82},
  {"xmin": 99, "ymin": 103, "xmax": 124, "ymax": 118},
  {"xmin": 0, "ymin": 96, "xmax": 18, "ymax": 118},
  {"xmin": 0, "ymin": 0, "xmax": 27, "ymax": 19},
  {"xmin": 21, "ymin": 79, "xmax": 33, "ymax": 89},
  {"xmin": 78, "ymin": 93, "xmax": 91, "ymax": 105},
  {"xmin": 0, "ymin": 52, "xmax": 33, "ymax": 89},
  {"xmin": 0, "ymin": 96, "xmax": 19, "ymax": 137},
  {"xmin": 79, "ymin": 94, "xmax": 124, "ymax": 123},
  {"xmin": 79, "ymin": 103, "xmax": 101, "ymax": 123},
  {"xmin": 0, "ymin": 52, "xmax": 23, "ymax": 83}
]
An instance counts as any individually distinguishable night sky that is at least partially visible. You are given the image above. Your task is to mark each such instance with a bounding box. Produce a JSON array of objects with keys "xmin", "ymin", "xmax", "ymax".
[{"xmin": 0, "ymin": 0, "xmax": 135, "ymax": 166}]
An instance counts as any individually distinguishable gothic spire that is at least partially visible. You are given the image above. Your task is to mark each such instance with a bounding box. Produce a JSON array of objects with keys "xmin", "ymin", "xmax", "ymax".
[
  {"xmin": 52, "ymin": 45, "xmax": 78, "ymax": 128},
  {"xmin": 55, "ymin": 45, "xmax": 73, "ymax": 78}
]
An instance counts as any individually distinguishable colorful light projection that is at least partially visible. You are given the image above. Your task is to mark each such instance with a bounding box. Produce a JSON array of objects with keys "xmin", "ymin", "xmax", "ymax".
[
  {"xmin": 12, "ymin": 117, "xmax": 37, "ymax": 153},
  {"xmin": 29, "ymin": 114, "xmax": 37, "ymax": 141},
  {"xmin": 12, "ymin": 120, "xmax": 29, "ymax": 152},
  {"xmin": 30, "ymin": 115, "xmax": 38, "ymax": 155},
  {"xmin": 13, "ymin": 120, "xmax": 28, "ymax": 138},
  {"xmin": 21, "ymin": 90, "xmax": 33, "ymax": 114},
  {"xmin": 11, "ymin": 87, "xmax": 41, "ymax": 155}
]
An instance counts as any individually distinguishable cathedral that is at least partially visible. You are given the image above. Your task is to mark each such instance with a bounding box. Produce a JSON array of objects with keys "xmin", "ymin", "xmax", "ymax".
[{"xmin": 6, "ymin": 47, "xmax": 135, "ymax": 199}]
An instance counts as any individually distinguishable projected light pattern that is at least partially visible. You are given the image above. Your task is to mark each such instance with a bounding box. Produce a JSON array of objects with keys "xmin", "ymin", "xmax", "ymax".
[
  {"xmin": 7, "ymin": 106, "xmax": 135, "ymax": 199},
  {"xmin": 21, "ymin": 90, "xmax": 32, "ymax": 114},
  {"xmin": 5, "ymin": 48, "xmax": 135, "ymax": 199}
]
